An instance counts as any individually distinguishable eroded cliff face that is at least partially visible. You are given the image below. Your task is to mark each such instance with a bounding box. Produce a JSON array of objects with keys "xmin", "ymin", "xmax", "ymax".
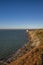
[
  {"xmin": 28, "ymin": 29, "xmax": 43, "ymax": 47},
  {"xmin": 8, "ymin": 45, "xmax": 43, "ymax": 65},
  {"xmin": 0, "ymin": 29, "xmax": 43, "ymax": 65}
]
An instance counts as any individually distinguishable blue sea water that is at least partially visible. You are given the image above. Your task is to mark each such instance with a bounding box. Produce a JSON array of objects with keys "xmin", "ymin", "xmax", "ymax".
[{"xmin": 0, "ymin": 30, "xmax": 28, "ymax": 59}]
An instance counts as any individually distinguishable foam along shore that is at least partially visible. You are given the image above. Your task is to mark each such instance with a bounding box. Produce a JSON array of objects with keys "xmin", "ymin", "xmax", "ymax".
[
  {"xmin": 0, "ymin": 29, "xmax": 43, "ymax": 65},
  {"xmin": 7, "ymin": 29, "xmax": 43, "ymax": 65}
]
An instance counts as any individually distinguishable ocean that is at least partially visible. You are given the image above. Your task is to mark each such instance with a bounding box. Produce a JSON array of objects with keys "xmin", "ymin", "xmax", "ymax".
[{"xmin": 0, "ymin": 30, "xmax": 28, "ymax": 60}]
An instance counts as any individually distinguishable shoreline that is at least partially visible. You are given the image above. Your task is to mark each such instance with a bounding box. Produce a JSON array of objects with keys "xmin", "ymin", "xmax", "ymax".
[
  {"xmin": 0, "ymin": 29, "xmax": 43, "ymax": 65},
  {"xmin": 0, "ymin": 30, "xmax": 29, "ymax": 64},
  {"xmin": 7, "ymin": 29, "xmax": 43, "ymax": 65}
]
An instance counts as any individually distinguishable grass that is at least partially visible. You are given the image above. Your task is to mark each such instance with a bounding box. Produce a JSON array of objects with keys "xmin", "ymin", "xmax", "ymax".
[{"xmin": 1, "ymin": 29, "xmax": 43, "ymax": 65}]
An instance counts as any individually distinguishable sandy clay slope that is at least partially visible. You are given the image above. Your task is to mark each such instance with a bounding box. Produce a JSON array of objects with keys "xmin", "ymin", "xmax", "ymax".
[
  {"xmin": 0, "ymin": 29, "xmax": 43, "ymax": 65},
  {"xmin": 8, "ymin": 45, "xmax": 43, "ymax": 65}
]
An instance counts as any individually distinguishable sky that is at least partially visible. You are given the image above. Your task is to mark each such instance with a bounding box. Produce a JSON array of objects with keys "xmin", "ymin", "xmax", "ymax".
[{"xmin": 0, "ymin": 0, "xmax": 43, "ymax": 29}]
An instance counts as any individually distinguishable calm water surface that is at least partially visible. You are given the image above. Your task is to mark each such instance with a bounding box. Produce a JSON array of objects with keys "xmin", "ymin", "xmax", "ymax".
[{"xmin": 0, "ymin": 30, "xmax": 28, "ymax": 59}]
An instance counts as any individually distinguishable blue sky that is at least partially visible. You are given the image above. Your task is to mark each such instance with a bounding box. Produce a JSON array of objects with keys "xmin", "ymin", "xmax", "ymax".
[{"xmin": 0, "ymin": 0, "xmax": 43, "ymax": 29}]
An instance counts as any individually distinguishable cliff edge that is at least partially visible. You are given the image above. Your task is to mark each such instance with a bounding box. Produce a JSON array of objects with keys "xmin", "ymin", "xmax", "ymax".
[{"xmin": 0, "ymin": 29, "xmax": 43, "ymax": 65}]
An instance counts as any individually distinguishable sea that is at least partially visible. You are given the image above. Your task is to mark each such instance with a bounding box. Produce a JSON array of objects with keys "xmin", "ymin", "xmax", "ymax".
[{"xmin": 0, "ymin": 29, "xmax": 28, "ymax": 60}]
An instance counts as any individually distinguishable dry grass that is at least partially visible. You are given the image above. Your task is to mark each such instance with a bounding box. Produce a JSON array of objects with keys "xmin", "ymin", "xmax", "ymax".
[
  {"xmin": 8, "ymin": 45, "xmax": 43, "ymax": 65},
  {"xmin": 1, "ymin": 29, "xmax": 43, "ymax": 65},
  {"xmin": 7, "ymin": 29, "xmax": 43, "ymax": 65}
]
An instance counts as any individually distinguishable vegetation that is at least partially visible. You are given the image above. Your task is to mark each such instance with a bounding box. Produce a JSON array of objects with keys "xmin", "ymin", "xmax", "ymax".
[{"xmin": 0, "ymin": 29, "xmax": 43, "ymax": 65}]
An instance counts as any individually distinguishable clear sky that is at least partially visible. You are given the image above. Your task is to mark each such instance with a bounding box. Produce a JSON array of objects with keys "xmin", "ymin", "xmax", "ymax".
[{"xmin": 0, "ymin": 0, "xmax": 43, "ymax": 29}]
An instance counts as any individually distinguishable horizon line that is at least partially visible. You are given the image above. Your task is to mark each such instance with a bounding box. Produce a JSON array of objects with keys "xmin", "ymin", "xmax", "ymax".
[{"xmin": 0, "ymin": 28, "xmax": 43, "ymax": 30}]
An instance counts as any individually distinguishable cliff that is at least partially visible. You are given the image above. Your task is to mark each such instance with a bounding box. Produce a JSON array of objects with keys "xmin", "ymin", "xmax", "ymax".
[{"xmin": 0, "ymin": 29, "xmax": 43, "ymax": 65}]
